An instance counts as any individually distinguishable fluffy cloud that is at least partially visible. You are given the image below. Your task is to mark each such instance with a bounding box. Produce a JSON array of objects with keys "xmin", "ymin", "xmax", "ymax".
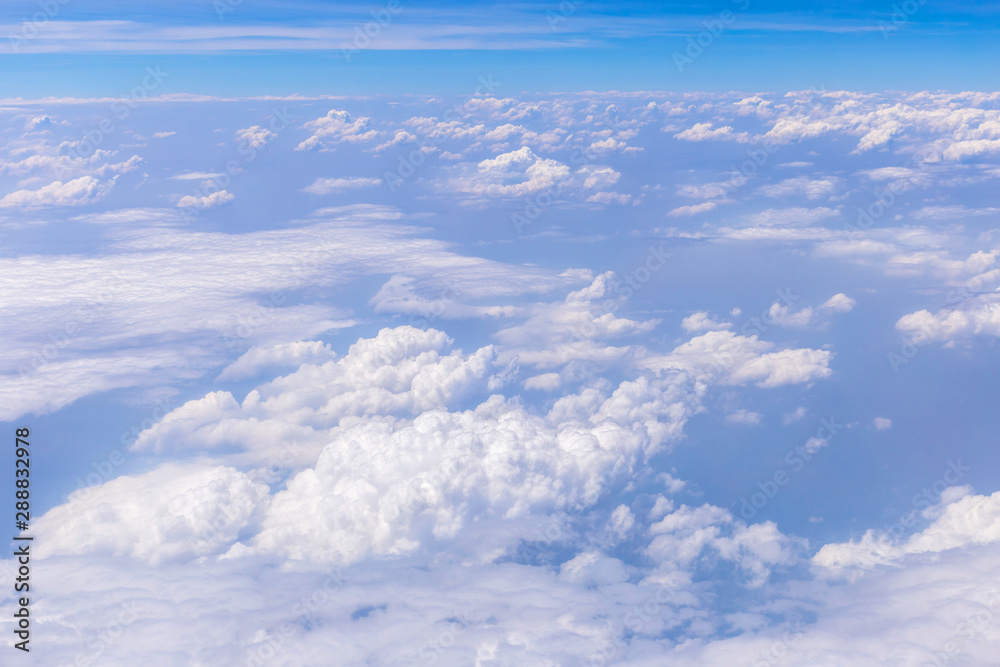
[
  {"xmin": 0, "ymin": 175, "xmax": 113, "ymax": 207},
  {"xmin": 445, "ymin": 146, "xmax": 571, "ymax": 199},
  {"xmin": 34, "ymin": 463, "xmax": 269, "ymax": 564},
  {"xmin": 642, "ymin": 330, "xmax": 833, "ymax": 388},
  {"xmin": 0, "ymin": 206, "xmax": 577, "ymax": 422},
  {"xmin": 680, "ymin": 311, "xmax": 732, "ymax": 332},
  {"xmin": 177, "ymin": 189, "xmax": 235, "ymax": 208},
  {"xmin": 217, "ymin": 340, "xmax": 336, "ymax": 381},
  {"xmin": 492, "ymin": 272, "xmax": 659, "ymax": 368},
  {"xmin": 235, "ymin": 125, "xmax": 275, "ymax": 149},
  {"xmin": 296, "ymin": 109, "xmax": 378, "ymax": 150},
  {"xmin": 673, "ymin": 122, "xmax": 750, "ymax": 143}
]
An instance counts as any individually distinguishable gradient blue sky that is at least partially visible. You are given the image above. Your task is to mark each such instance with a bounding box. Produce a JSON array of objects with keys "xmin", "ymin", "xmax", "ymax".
[{"xmin": 1, "ymin": 0, "xmax": 999, "ymax": 96}]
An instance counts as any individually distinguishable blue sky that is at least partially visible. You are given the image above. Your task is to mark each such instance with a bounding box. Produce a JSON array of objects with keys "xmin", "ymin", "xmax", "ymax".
[
  {"xmin": 2, "ymin": 2, "xmax": 1000, "ymax": 666},
  {"xmin": 1, "ymin": 0, "xmax": 999, "ymax": 95}
]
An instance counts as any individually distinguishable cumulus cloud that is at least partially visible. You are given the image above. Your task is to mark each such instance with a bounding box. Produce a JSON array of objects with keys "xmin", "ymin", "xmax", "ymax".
[
  {"xmin": 34, "ymin": 463, "xmax": 269, "ymax": 564},
  {"xmin": 674, "ymin": 122, "xmax": 750, "ymax": 143},
  {"xmin": 0, "ymin": 175, "xmax": 113, "ymax": 207},
  {"xmin": 642, "ymin": 330, "xmax": 833, "ymax": 388},
  {"xmin": 681, "ymin": 311, "xmax": 732, "ymax": 332},
  {"xmin": 235, "ymin": 125, "xmax": 275, "ymax": 149},
  {"xmin": 446, "ymin": 146, "xmax": 571, "ymax": 199},
  {"xmin": 0, "ymin": 206, "xmax": 576, "ymax": 422},
  {"xmin": 296, "ymin": 109, "xmax": 378, "ymax": 150},
  {"xmin": 822, "ymin": 293, "xmax": 856, "ymax": 312},
  {"xmin": 492, "ymin": 272, "xmax": 659, "ymax": 368},
  {"xmin": 177, "ymin": 189, "xmax": 235, "ymax": 209}
]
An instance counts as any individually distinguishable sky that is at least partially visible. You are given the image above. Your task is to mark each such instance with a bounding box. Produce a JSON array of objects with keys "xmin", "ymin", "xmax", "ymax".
[{"xmin": 2, "ymin": 1, "xmax": 1000, "ymax": 665}]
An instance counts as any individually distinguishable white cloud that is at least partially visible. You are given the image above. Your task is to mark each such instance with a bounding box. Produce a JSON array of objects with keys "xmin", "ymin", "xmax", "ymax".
[
  {"xmin": 235, "ymin": 125, "xmax": 275, "ymax": 149},
  {"xmin": 912, "ymin": 205, "xmax": 1000, "ymax": 220},
  {"xmin": 667, "ymin": 202, "xmax": 717, "ymax": 217},
  {"xmin": 874, "ymin": 417, "xmax": 892, "ymax": 430},
  {"xmin": 642, "ymin": 330, "xmax": 833, "ymax": 389},
  {"xmin": 152, "ymin": 131, "xmax": 177, "ymax": 139},
  {"xmin": 586, "ymin": 191, "xmax": 633, "ymax": 205},
  {"xmin": 814, "ymin": 478, "xmax": 993, "ymax": 573},
  {"xmin": 492, "ymin": 272, "xmax": 659, "ymax": 368},
  {"xmin": 766, "ymin": 302, "xmax": 815, "ymax": 328},
  {"xmin": 217, "ymin": 340, "xmax": 336, "ymax": 381},
  {"xmin": 177, "ymin": 189, "xmax": 234, "ymax": 209},
  {"xmin": 524, "ymin": 372, "xmax": 562, "ymax": 391},
  {"xmin": 822, "ymin": 293, "xmax": 856, "ymax": 312},
  {"xmin": 782, "ymin": 406, "xmax": 808, "ymax": 424},
  {"xmin": 302, "ymin": 176, "xmax": 382, "ymax": 195},
  {"xmin": 726, "ymin": 409, "xmax": 762, "ymax": 425},
  {"xmin": 674, "ymin": 122, "xmax": 750, "ymax": 143},
  {"xmin": 746, "ymin": 206, "xmax": 839, "ymax": 227},
  {"xmin": 756, "ymin": 176, "xmax": 839, "ymax": 200},
  {"xmin": 896, "ymin": 299, "xmax": 1000, "ymax": 343},
  {"xmin": 681, "ymin": 311, "xmax": 732, "ymax": 332},
  {"xmin": 170, "ymin": 171, "xmax": 223, "ymax": 180},
  {"xmin": 0, "ymin": 206, "xmax": 578, "ymax": 422},
  {"xmin": 0, "ymin": 175, "xmax": 113, "ymax": 207},
  {"xmin": 296, "ymin": 109, "xmax": 378, "ymax": 151},
  {"xmin": 34, "ymin": 463, "xmax": 269, "ymax": 565}
]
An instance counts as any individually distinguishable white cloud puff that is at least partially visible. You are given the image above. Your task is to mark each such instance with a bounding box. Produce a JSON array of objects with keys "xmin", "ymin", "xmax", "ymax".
[
  {"xmin": 448, "ymin": 146, "xmax": 571, "ymax": 198},
  {"xmin": 681, "ymin": 311, "xmax": 732, "ymax": 332},
  {"xmin": 643, "ymin": 330, "xmax": 833, "ymax": 388},
  {"xmin": 0, "ymin": 175, "xmax": 113, "ymax": 207},
  {"xmin": 674, "ymin": 122, "xmax": 750, "ymax": 143},
  {"xmin": 177, "ymin": 189, "xmax": 235, "ymax": 209},
  {"xmin": 295, "ymin": 109, "xmax": 378, "ymax": 150}
]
